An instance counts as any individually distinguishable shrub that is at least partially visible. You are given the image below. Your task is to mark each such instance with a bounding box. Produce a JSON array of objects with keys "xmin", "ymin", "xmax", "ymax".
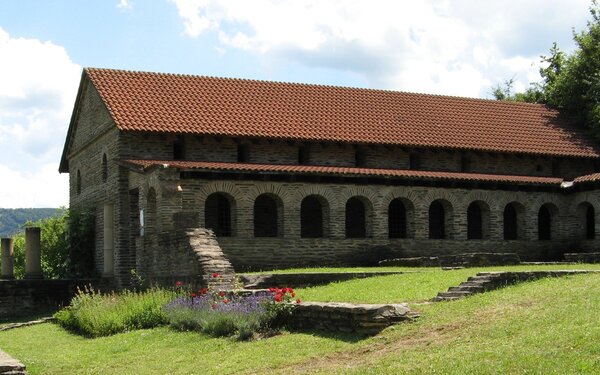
[
  {"xmin": 165, "ymin": 278, "xmax": 301, "ymax": 340},
  {"xmin": 54, "ymin": 286, "xmax": 175, "ymax": 337}
]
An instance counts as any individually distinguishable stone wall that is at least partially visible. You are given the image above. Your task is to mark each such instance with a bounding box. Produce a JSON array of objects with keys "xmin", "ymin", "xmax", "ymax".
[
  {"xmin": 0, "ymin": 279, "xmax": 110, "ymax": 319},
  {"xmin": 240, "ymin": 271, "xmax": 406, "ymax": 288},
  {"xmin": 289, "ymin": 302, "xmax": 418, "ymax": 335}
]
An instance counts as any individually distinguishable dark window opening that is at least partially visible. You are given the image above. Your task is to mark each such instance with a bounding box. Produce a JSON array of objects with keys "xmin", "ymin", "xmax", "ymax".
[
  {"xmin": 254, "ymin": 194, "xmax": 279, "ymax": 237},
  {"xmin": 388, "ymin": 199, "xmax": 407, "ymax": 238},
  {"xmin": 460, "ymin": 156, "xmax": 471, "ymax": 172},
  {"xmin": 76, "ymin": 170, "xmax": 82, "ymax": 195},
  {"xmin": 429, "ymin": 201, "xmax": 445, "ymax": 239},
  {"xmin": 594, "ymin": 160, "xmax": 600, "ymax": 172},
  {"xmin": 298, "ymin": 145, "xmax": 310, "ymax": 165},
  {"xmin": 346, "ymin": 197, "xmax": 366, "ymax": 238},
  {"xmin": 538, "ymin": 205, "xmax": 552, "ymax": 240},
  {"xmin": 173, "ymin": 137, "xmax": 185, "ymax": 160},
  {"xmin": 467, "ymin": 202, "xmax": 483, "ymax": 239},
  {"xmin": 355, "ymin": 149, "xmax": 367, "ymax": 167},
  {"xmin": 205, "ymin": 193, "xmax": 232, "ymax": 237},
  {"xmin": 102, "ymin": 154, "xmax": 108, "ymax": 182},
  {"xmin": 551, "ymin": 160, "xmax": 560, "ymax": 177},
  {"xmin": 536, "ymin": 164, "xmax": 543, "ymax": 172},
  {"xmin": 301, "ymin": 196, "xmax": 323, "ymax": 238},
  {"xmin": 409, "ymin": 154, "xmax": 420, "ymax": 170},
  {"xmin": 586, "ymin": 205, "xmax": 595, "ymax": 239},
  {"xmin": 237, "ymin": 144, "xmax": 250, "ymax": 162},
  {"xmin": 503, "ymin": 204, "xmax": 518, "ymax": 240}
]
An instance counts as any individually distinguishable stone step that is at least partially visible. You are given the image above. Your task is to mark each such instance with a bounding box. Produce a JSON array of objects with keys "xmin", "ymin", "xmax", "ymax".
[
  {"xmin": 435, "ymin": 290, "xmax": 472, "ymax": 298},
  {"xmin": 448, "ymin": 285, "xmax": 485, "ymax": 292},
  {"xmin": 432, "ymin": 296, "xmax": 461, "ymax": 302}
]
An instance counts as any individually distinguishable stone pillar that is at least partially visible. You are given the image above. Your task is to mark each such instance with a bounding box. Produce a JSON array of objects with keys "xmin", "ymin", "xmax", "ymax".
[
  {"xmin": 104, "ymin": 204, "xmax": 115, "ymax": 276},
  {"xmin": 1, "ymin": 238, "xmax": 14, "ymax": 279},
  {"xmin": 25, "ymin": 227, "xmax": 42, "ymax": 279}
]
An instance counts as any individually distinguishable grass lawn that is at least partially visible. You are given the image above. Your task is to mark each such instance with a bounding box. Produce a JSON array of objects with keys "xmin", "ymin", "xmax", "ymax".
[{"xmin": 1, "ymin": 265, "xmax": 600, "ymax": 374}]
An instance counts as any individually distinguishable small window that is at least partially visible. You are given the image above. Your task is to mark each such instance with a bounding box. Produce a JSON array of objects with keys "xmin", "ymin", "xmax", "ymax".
[
  {"xmin": 409, "ymin": 154, "xmax": 420, "ymax": 170},
  {"xmin": 594, "ymin": 160, "xmax": 600, "ymax": 172},
  {"xmin": 460, "ymin": 156, "xmax": 471, "ymax": 172},
  {"xmin": 551, "ymin": 160, "xmax": 560, "ymax": 177},
  {"xmin": 237, "ymin": 144, "xmax": 250, "ymax": 162},
  {"xmin": 536, "ymin": 164, "xmax": 543, "ymax": 172},
  {"xmin": 355, "ymin": 149, "xmax": 367, "ymax": 167},
  {"xmin": 173, "ymin": 137, "xmax": 185, "ymax": 160},
  {"xmin": 298, "ymin": 145, "xmax": 310, "ymax": 165},
  {"xmin": 102, "ymin": 154, "xmax": 108, "ymax": 182},
  {"xmin": 76, "ymin": 170, "xmax": 82, "ymax": 195}
]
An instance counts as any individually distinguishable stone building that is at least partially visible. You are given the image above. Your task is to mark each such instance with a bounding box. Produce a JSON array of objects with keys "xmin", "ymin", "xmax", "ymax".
[{"xmin": 59, "ymin": 68, "xmax": 600, "ymax": 286}]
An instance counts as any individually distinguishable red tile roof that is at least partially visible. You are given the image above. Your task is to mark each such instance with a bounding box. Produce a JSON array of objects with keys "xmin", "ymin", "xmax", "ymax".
[
  {"xmin": 86, "ymin": 68, "xmax": 600, "ymax": 158},
  {"xmin": 573, "ymin": 172, "xmax": 600, "ymax": 183},
  {"xmin": 122, "ymin": 160, "xmax": 565, "ymax": 186}
]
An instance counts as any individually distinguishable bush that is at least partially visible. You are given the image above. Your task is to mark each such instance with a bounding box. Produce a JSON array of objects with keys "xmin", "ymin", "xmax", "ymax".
[
  {"xmin": 165, "ymin": 279, "xmax": 301, "ymax": 340},
  {"xmin": 54, "ymin": 286, "xmax": 175, "ymax": 337}
]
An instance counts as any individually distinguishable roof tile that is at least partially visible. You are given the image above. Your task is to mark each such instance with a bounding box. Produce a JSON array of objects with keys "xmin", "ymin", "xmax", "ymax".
[{"xmin": 86, "ymin": 68, "xmax": 600, "ymax": 158}]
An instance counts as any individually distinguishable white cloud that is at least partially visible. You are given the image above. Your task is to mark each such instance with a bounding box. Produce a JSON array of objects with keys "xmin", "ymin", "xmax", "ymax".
[
  {"xmin": 170, "ymin": 0, "xmax": 590, "ymax": 97},
  {"xmin": 117, "ymin": 0, "xmax": 133, "ymax": 10},
  {"xmin": 0, "ymin": 27, "xmax": 80, "ymax": 208}
]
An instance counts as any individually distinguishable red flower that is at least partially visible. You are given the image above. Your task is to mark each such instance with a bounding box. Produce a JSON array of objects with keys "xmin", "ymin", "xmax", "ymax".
[
  {"xmin": 211, "ymin": 304, "xmax": 216, "ymax": 310},
  {"xmin": 288, "ymin": 288, "xmax": 294, "ymax": 293},
  {"xmin": 199, "ymin": 288, "xmax": 208, "ymax": 295},
  {"xmin": 175, "ymin": 281, "xmax": 183, "ymax": 287},
  {"xmin": 291, "ymin": 292, "xmax": 296, "ymax": 298},
  {"xmin": 190, "ymin": 293, "xmax": 197, "ymax": 298},
  {"xmin": 296, "ymin": 299, "xmax": 301, "ymax": 304},
  {"xmin": 223, "ymin": 299, "xmax": 229, "ymax": 304},
  {"xmin": 281, "ymin": 288, "xmax": 288, "ymax": 294},
  {"xmin": 268, "ymin": 287, "xmax": 275, "ymax": 293},
  {"xmin": 212, "ymin": 272, "xmax": 220, "ymax": 278},
  {"xmin": 219, "ymin": 291, "xmax": 226, "ymax": 297},
  {"xmin": 274, "ymin": 294, "xmax": 282, "ymax": 302}
]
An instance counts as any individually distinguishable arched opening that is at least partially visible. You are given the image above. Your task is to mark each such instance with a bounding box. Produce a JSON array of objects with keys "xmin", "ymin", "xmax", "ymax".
[
  {"xmin": 205, "ymin": 193, "xmax": 234, "ymax": 237},
  {"xmin": 254, "ymin": 194, "xmax": 282, "ymax": 237},
  {"xmin": 429, "ymin": 199, "xmax": 452, "ymax": 239},
  {"xmin": 389, "ymin": 198, "xmax": 408, "ymax": 238},
  {"xmin": 503, "ymin": 202, "xmax": 525, "ymax": 240},
  {"xmin": 538, "ymin": 203, "xmax": 558, "ymax": 241},
  {"xmin": 301, "ymin": 195, "xmax": 328, "ymax": 238},
  {"xmin": 467, "ymin": 201, "xmax": 490, "ymax": 240},
  {"xmin": 346, "ymin": 197, "xmax": 371, "ymax": 238},
  {"xmin": 577, "ymin": 202, "xmax": 595, "ymax": 240},
  {"xmin": 102, "ymin": 154, "xmax": 108, "ymax": 182},
  {"xmin": 76, "ymin": 170, "xmax": 82, "ymax": 195}
]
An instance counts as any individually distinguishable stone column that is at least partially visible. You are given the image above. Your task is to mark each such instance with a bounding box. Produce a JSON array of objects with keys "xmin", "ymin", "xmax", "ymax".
[
  {"xmin": 25, "ymin": 227, "xmax": 42, "ymax": 279},
  {"xmin": 103, "ymin": 204, "xmax": 115, "ymax": 276},
  {"xmin": 1, "ymin": 238, "xmax": 14, "ymax": 279}
]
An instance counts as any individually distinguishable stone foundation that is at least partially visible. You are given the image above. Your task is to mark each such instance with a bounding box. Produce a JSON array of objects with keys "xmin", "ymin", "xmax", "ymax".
[
  {"xmin": 564, "ymin": 252, "xmax": 600, "ymax": 263},
  {"xmin": 379, "ymin": 252, "xmax": 521, "ymax": 268}
]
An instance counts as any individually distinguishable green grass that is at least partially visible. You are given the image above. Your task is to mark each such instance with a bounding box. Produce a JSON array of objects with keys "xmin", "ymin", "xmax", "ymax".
[{"xmin": 2, "ymin": 266, "xmax": 600, "ymax": 374}]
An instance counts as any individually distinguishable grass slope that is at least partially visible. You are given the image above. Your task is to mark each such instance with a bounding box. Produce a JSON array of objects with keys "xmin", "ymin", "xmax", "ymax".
[{"xmin": 1, "ymin": 270, "xmax": 600, "ymax": 374}]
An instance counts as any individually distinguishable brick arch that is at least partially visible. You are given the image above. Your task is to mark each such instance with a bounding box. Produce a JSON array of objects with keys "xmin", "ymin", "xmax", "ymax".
[
  {"xmin": 246, "ymin": 183, "xmax": 294, "ymax": 206},
  {"xmin": 420, "ymin": 190, "xmax": 460, "ymax": 210},
  {"xmin": 293, "ymin": 185, "xmax": 338, "ymax": 208},
  {"xmin": 337, "ymin": 186, "xmax": 379, "ymax": 209},
  {"xmin": 569, "ymin": 194, "xmax": 600, "ymax": 215},
  {"xmin": 195, "ymin": 181, "xmax": 244, "ymax": 206},
  {"xmin": 462, "ymin": 191, "xmax": 494, "ymax": 210},
  {"xmin": 528, "ymin": 195, "xmax": 566, "ymax": 215},
  {"xmin": 380, "ymin": 187, "xmax": 419, "ymax": 210}
]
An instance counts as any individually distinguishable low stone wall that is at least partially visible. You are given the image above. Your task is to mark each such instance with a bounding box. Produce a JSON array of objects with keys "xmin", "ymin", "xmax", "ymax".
[
  {"xmin": 240, "ymin": 271, "xmax": 406, "ymax": 289},
  {"xmin": 0, "ymin": 349, "xmax": 26, "ymax": 375},
  {"xmin": 564, "ymin": 252, "xmax": 600, "ymax": 263},
  {"xmin": 0, "ymin": 279, "xmax": 111, "ymax": 319},
  {"xmin": 290, "ymin": 302, "xmax": 418, "ymax": 335},
  {"xmin": 379, "ymin": 253, "xmax": 521, "ymax": 268}
]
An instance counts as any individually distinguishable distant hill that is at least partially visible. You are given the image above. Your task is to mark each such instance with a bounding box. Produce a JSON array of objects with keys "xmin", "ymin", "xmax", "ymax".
[{"xmin": 0, "ymin": 208, "xmax": 63, "ymax": 237}]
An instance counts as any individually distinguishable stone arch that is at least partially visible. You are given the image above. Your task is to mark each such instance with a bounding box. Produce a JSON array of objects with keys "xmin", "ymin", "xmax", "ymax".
[
  {"xmin": 293, "ymin": 185, "xmax": 338, "ymax": 208},
  {"xmin": 254, "ymin": 193, "xmax": 284, "ymax": 237},
  {"xmin": 576, "ymin": 201, "xmax": 596, "ymax": 240},
  {"xmin": 538, "ymin": 202, "xmax": 559, "ymax": 241},
  {"xmin": 196, "ymin": 181, "xmax": 244, "ymax": 206},
  {"xmin": 428, "ymin": 198, "xmax": 453, "ymax": 239},
  {"xmin": 345, "ymin": 196, "xmax": 373, "ymax": 238},
  {"xmin": 300, "ymin": 194, "xmax": 329, "ymax": 238},
  {"xmin": 246, "ymin": 183, "xmax": 294, "ymax": 206},
  {"xmin": 205, "ymin": 192, "xmax": 236, "ymax": 237},
  {"xmin": 503, "ymin": 201, "xmax": 526, "ymax": 240},
  {"xmin": 388, "ymin": 197, "xmax": 415, "ymax": 239},
  {"xmin": 338, "ymin": 186, "xmax": 379, "ymax": 210},
  {"xmin": 467, "ymin": 200, "xmax": 490, "ymax": 240}
]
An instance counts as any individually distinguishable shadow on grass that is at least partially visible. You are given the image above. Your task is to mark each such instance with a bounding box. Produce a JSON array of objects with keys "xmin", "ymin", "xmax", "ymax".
[
  {"xmin": 0, "ymin": 308, "xmax": 59, "ymax": 326},
  {"xmin": 286, "ymin": 327, "xmax": 371, "ymax": 343}
]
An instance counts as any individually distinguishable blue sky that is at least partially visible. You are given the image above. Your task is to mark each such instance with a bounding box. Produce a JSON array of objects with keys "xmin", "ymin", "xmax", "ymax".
[{"xmin": 0, "ymin": 0, "xmax": 593, "ymax": 208}]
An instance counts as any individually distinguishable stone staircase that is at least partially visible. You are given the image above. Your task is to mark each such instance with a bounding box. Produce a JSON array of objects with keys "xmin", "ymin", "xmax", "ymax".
[
  {"xmin": 0, "ymin": 350, "xmax": 26, "ymax": 375},
  {"xmin": 433, "ymin": 272, "xmax": 506, "ymax": 301},
  {"xmin": 187, "ymin": 228, "xmax": 237, "ymax": 290},
  {"xmin": 433, "ymin": 270, "xmax": 598, "ymax": 302}
]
